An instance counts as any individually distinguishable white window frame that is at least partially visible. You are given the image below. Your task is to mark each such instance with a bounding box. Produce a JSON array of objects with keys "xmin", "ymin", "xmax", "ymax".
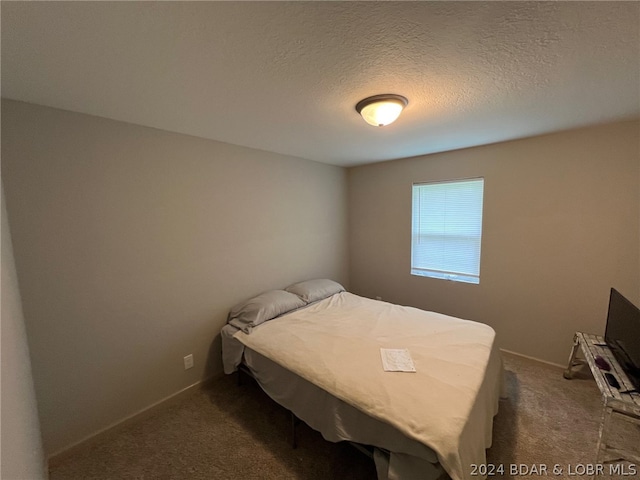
[{"xmin": 411, "ymin": 177, "xmax": 484, "ymax": 284}]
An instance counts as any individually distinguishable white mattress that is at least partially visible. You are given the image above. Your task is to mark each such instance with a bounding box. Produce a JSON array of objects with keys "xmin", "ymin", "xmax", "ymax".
[{"xmin": 227, "ymin": 292, "xmax": 503, "ymax": 480}]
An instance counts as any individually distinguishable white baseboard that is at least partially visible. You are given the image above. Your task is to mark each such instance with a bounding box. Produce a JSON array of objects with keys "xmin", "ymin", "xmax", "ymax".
[
  {"xmin": 500, "ymin": 348, "xmax": 566, "ymax": 370},
  {"xmin": 48, "ymin": 375, "xmax": 219, "ymax": 466}
]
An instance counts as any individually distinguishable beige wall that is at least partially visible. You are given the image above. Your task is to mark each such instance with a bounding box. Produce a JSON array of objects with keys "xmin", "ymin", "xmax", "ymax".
[
  {"xmin": 1, "ymin": 184, "xmax": 48, "ymax": 479},
  {"xmin": 1, "ymin": 99, "xmax": 349, "ymax": 455},
  {"xmin": 348, "ymin": 120, "xmax": 640, "ymax": 366}
]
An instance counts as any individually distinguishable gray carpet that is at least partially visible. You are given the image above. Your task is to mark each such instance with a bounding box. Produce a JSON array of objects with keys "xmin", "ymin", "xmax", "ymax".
[{"xmin": 49, "ymin": 352, "xmax": 639, "ymax": 479}]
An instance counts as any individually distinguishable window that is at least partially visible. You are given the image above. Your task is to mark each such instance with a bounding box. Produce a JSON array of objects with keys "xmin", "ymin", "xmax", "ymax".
[{"xmin": 411, "ymin": 178, "xmax": 484, "ymax": 284}]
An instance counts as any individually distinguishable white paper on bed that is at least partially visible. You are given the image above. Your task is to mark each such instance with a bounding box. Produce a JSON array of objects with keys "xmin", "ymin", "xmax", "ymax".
[
  {"xmin": 234, "ymin": 292, "xmax": 502, "ymax": 480},
  {"xmin": 380, "ymin": 348, "xmax": 416, "ymax": 372}
]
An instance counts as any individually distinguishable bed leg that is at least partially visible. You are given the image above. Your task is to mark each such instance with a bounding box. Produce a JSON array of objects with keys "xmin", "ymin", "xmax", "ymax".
[
  {"xmin": 237, "ymin": 369, "xmax": 243, "ymax": 386},
  {"xmin": 237, "ymin": 365, "xmax": 252, "ymax": 387},
  {"xmin": 290, "ymin": 412, "xmax": 299, "ymax": 449}
]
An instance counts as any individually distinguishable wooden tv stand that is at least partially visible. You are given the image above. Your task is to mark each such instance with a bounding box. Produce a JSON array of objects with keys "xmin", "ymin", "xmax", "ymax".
[{"xmin": 564, "ymin": 332, "xmax": 640, "ymax": 466}]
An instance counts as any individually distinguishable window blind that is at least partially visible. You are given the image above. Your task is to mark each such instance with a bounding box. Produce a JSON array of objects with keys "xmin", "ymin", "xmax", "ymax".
[{"xmin": 411, "ymin": 178, "xmax": 484, "ymax": 284}]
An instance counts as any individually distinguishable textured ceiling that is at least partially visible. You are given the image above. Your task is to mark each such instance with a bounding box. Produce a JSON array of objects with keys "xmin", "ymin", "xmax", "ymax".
[{"xmin": 2, "ymin": 2, "xmax": 639, "ymax": 167}]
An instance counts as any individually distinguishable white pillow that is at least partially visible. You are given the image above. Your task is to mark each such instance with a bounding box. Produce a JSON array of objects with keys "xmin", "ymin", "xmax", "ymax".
[
  {"xmin": 285, "ymin": 279, "xmax": 345, "ymax": 304},
  {"xmin": 228, "ymin": 290, "xmax": 306, "ymax": 334}
]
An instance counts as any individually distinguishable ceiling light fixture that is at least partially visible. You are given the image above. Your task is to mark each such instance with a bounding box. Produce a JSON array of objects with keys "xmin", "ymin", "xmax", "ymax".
[{"xmin": 355, "ymin": 94, "xmax": 408, "ymax": 127}]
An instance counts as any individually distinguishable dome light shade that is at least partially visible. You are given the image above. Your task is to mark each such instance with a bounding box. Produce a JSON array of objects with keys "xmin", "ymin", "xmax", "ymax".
[{"xmin": 356, "ymin": 94, "xmax": 408, "ymax": 127}]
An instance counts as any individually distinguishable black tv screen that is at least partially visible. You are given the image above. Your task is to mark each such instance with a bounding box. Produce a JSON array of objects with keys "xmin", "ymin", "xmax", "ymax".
[{"xmin": 604, "ymin": 288, "xmax": 640, "ymax": 391}]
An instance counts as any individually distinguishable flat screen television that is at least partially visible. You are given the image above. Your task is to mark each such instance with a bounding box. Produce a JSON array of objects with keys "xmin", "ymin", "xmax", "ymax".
[{"xmin": 604, "ymin": 288, "xmax": 640, "ymax": 392}]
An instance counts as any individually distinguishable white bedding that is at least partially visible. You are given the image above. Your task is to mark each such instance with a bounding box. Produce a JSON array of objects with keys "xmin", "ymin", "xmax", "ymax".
[{"xmin": 234, "ymin": 292, "xmax": 503, "ymax": 480}]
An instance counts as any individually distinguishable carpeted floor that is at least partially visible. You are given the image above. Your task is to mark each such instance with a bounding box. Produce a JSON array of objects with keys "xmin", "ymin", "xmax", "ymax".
[{"xmin": 49, "ymin": 352, "xmax": 639, "ymax": 479}]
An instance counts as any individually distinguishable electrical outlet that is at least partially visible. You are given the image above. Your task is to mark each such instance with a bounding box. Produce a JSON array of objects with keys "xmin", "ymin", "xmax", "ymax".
[
  {"xmin": 183, "ymin": 354, "xmax": 194, "ymax": 370},
  {"xmin": 375, "ymin": 296, "xmax": 382, "ymax": 301}
]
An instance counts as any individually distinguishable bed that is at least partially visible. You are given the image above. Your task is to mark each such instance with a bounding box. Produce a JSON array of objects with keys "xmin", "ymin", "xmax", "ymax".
[{"xmin": 221, "ymin": 279, "xmax": 503, "ymax": 480}]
